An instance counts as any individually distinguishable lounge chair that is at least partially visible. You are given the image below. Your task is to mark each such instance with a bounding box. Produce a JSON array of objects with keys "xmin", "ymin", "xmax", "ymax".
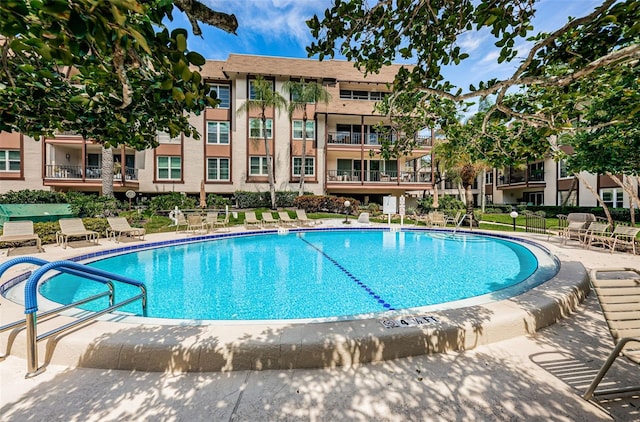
[
  {"xmin": 57, "ymin": 218, "xmax": 99, "ymax": 249},
  {"xmin": 206, "ymin": 211, "xmax": 229, "ymax": 231},
  {"xmin": 278, "ymin": 211, "xmax": 297, "ymax": 227},
  {"xmin": 0, "ymin": 221, "xmax": 43, "ymax": 252},
  {"xmin": 583, "ymin": 268, "xmax": 640, "ymax": 400},
  {"xmin": 561, "ymin": 221, "xmax": 588, "ymax": 245},
  {"xmin": 260, "ymin": 212, "xmax": 278, "ymax": 228},
  {"xmin": 107, "ymin": 217, "xmax": 146, "ymax": 242},
  {"xmin": 244, "ymin": 211, "xmax": 263, "ymax": 229},
  {"xmin": 590, "ymin": 225, "xmax": 640, "ymax": 255},
  {"xmin": 295, "ymin": 209, "xmax": 315, "ymax": 226}
]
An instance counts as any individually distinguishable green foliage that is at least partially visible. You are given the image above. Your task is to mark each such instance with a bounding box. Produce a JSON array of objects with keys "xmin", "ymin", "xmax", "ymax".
[
  {"xmin": 293, "ymin": 195, "xmax": 360, "ymax": 214},
  {"xmin": 0, "ymin": 1, "xmax": 237, "ymax": 148},
  {"xmin": 233, "ymin": 191, "xmax": 299, "ymax": 209},
  {"xmin": 0, "ymin": 189, "xmax": 66, "ymax": 204},
  {"xmin": 367, "ymin": 202, "xmax": 381, "ymax": 214},
  {"xmin": 65, "ymin": 192, "xmax": 121, "ymax": 217},
  {"xmin": 147, "ymin": 192, "xmax": 197, "ymax": 213},
  {"xmin": 417, "ymin": 195, "xmax": 465, "ymax": 213},
  {"xmin": 206, "ymin": 194, "xmax": 232, "ymax": 209}
]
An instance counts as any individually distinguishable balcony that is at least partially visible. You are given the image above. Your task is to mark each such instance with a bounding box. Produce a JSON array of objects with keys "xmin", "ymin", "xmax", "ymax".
[
  {"xmin": 45, "ymin": 165, "xmax": 138, "ymax": 181},
  {"xmin": 327, "ymin": 132, "xmax": 432, "ymax": 147},
  {"xmin": 496, "ymin": 166, "xmax": 545, "ymax": 188},
  {"xmin": 327, "ymin": 170, "xmax": 432, "ymax": 184}
]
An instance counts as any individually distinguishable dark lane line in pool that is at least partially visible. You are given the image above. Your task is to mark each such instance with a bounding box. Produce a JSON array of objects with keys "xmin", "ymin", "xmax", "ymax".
[{"xmin": 297, "ymin": 236, "xmax": 396, "ymax": 311}]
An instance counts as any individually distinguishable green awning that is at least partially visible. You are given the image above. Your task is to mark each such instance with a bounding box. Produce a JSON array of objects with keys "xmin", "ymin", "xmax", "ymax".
[{"xmin": 0, "ymin": 204, "xmax": 74, "ymax": 227}]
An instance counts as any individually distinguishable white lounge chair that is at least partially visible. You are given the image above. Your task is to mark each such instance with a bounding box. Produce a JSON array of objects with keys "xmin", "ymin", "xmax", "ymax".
[
  {"xmin": 57, "ymin": 218, "xmax": 99, "ymax": 249},
  {"xmin": 584, "ymin": 268, "xmax": 640, "ymax": 399},
  {"xmin": 295, "ymin": 209, "xmax": 315, "ymax": 226},
  {"xmin": 107, "ymin": 217, "xmax": 146, "ymax": 242},
  {"xmin": 244, "ymin": 211, "xmax": 263, "ymax": 229},
  {"xmin": 260, "ymin": 212, "xmax": 278, "ymax": 228},
  {"xmin": 0, "ymin": 220, "xmax": 43, "ymax": 253},
  {"xmin": 278, "ymin": 211, "xmax": 297, "ymax": 227}
]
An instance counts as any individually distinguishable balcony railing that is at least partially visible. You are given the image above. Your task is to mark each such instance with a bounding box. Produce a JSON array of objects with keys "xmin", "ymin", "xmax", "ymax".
[
  {"xmin": 45, "ymin": 165, "xmax": 138, "ymax": 180},
  {"xmin": 327, "ymin": 132, "xmax": 432, "ymax": 147},
  {"xmin": 496, "ymin": 168, "xmax": 545, "ymax": 186},
  {"xmin": 327, "ymin": 170, "xmax": 432, "ymax": 183}
]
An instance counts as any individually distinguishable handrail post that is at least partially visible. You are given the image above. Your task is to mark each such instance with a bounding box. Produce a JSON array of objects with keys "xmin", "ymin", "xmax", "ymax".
[{"xmin": 25, "ymin": 312, "xmax": 41, "ymax": 377}]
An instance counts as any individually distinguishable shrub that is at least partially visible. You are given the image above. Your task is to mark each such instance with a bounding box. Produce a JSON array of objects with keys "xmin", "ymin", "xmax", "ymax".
[
  {"xmin": 417, "ymin": 195, "xmax": 465, "ymax": 213},
  {"xmin": 65, "ymin": 191, "xmax": 121, "ymax": 217},
  {"xmin": 206, "ymin": 194, "xmax": 232, "ymax": 209},
  {"xmin": 293, "ymin": 195, "xmax": 360, "ymax": 214},
  {"xmin": 147, "ymin": 192, "xmax": 197, "ymax": 213},
  {"xmin": 0, "ymin": 189, "xmax": 67, "ymax": 204},
  {"xmin": 233, "ymin": 190, "xmax": 301, "ymax": 208}
]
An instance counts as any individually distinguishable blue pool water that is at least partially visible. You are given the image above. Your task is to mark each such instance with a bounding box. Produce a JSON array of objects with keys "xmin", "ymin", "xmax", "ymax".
[{"xmin": 39, "ymin": 230, "xmax": 556, "ymax": 321}]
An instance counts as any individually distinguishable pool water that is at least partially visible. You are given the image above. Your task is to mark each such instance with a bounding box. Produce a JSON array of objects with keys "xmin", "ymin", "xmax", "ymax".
[{"xmin": 39, "ymin": 230, "xmax": 556, "ymax": 321}]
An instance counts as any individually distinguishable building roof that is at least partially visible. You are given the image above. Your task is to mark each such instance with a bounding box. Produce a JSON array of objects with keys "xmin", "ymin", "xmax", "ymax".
[{"xmin": 221, "ymin": 54, "xmax": 408, "ymax": 84}]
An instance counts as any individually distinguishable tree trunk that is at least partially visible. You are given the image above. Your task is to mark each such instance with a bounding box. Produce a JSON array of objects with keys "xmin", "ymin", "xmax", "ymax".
[
  {"xmin": 263, "ymin": 116, "xmax": 277, "ymax": 209},
  {"xmin": 298, "ymin": 115, "xmax": 307, "ymax": 196},
  {"xmin": 101, "ymin": 146, "xmax": 114, "ymax": 198},
  {"xmin": 609, "ymin": 173, "xmax": 639, "ymax": 225},
  {"xmin": 480, "ymin": 169, "xmax": 486, "ymax": 213},
  {"xmin": 575, "ymin": 173, "xmax": 613, "ymax": 225}
]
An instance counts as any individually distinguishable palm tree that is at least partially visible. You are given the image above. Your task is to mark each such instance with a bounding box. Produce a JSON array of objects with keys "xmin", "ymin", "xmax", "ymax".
[
  {"xmin": 237, "ymin": 76, "xmax": 287, "ymax": 209},
  {"xmin": 283, "ymin": 78, "xmax": 331, "ymax": 196},
  {"xmin": 101, "ymin": 146, "xmax": 115, "ymax": 198}
]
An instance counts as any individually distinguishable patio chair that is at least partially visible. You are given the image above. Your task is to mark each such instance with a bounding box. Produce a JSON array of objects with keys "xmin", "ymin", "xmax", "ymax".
[
  {"xmin": 430, "ymin": 211, "xmax": 446, "ymax": 228},
  {"xmin": 583, "ymin": 268, "xmax": 640, "ymax": 400},
  {"xmin": 295, "ymin": 209, "xmax": 315, "ymax": 226},
  {"xmin": 244, "ymin": 211, "xmax": 263, "ymax": 229},
  {"xmin": 583, "ymin": 222, "xmax": 611, "ymax": 249},
  {"xmin": 186, "ymin": 214, "xmax": 207, "ymax": 234},
  {"xmin": 107, "ymin": 217, "xmax": 146, "ymax": 243},
  {"xmin": 278, "ymin": 211, "xmax": 297, "ymax": 227},
  {"xmin": 0, "ymin": 220, "xmax": 43, "ymax": 252},
  {"xmin": 172, "ymin": 211, "xmax": 189, "ymax": 233},
  {"xmin": 590, "ymin": 225, "xmax": 640, "ymax": 255},
  {"xmin": 445, "ymin": 211, "xmax": 462, "ymax": 226},
  {"xmin": 57, "ymin": 218, "xmax": 99, "ymax": 249},
  {"xmin": 207, "ymin": 212, "xmax": 230, "ymax": 231},
  {"xmin": 260, "ymin": 212, "xmax": 278, "ymax": 228},
  {"xmin": 561, "ymin": 221, "xmax": 589, "ymax": 245}
]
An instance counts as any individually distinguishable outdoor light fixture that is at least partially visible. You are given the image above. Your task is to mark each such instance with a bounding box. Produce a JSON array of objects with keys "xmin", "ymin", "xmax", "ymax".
[
  {"xmin": 510, "ymin": 207, "xmax": 519, "ymax": 231},
  {"xmin": 344, "ymin": 200, "xmax": 351, "ymax": 224}
]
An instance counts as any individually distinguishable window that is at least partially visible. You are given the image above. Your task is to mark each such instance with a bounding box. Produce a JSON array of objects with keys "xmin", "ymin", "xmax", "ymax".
[
  {"xmin": 293, "ymin": 157, "xmax": 315, "ymax": 176},
  {"xmin": 292, "ymin": 120, "xmax": 315, "ymax": 139},
  {"xmin": 157, "ymin": 156, "xmax": 181, "ymax": 180},
  {"xmin": 559, "ymin": 159, "xmax": 569, "ymax": 178},
  {"xmin": 485, "ymin": 172, "xmax": 493, "ymax": 184},
  {"xmin": 207, "ymin": 158, "xmax": 230, "ymax": 181},
  {"xmin": 157, "ymin": 131, "xmax": 181, "ymax": 144},
  {"xmin": 0, "ymin": 150, "xmax": 20, "ymax": 171},
  {"xmin": 339, "ymin": 90, "xmax": 388, "ymax": 100},
  {"xmin": 207, "ymin": 121, "xmax": 230, "ymax": 144},
  {"xmin": 601, "ymin": 188, "xmax": 624, "ymax": 208},
  {"xmin": 249, "ymin": 79, "xmax": 274, "ymax": 100},
  {"xmin": 249, "ymin": 118, "xmax": 272, "ymax": 138},
  {"xmin": 250, "ymin": 156, "xmax": 269, "ymax": 176},
  {"xmin": 211, "ymin": 84, "xmax": 230, "ymax": 108}
]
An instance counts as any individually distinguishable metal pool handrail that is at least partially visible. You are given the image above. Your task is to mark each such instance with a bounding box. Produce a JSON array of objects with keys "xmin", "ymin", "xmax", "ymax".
[{"xmin": 0, "ymin": 257, "xmax": 146, "ymax": 376}]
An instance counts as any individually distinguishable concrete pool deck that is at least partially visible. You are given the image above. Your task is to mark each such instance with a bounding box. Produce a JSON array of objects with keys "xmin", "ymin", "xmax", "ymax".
[{"xmin": 1, "ymin": 222, "xmax": 640, "ymax": 420}]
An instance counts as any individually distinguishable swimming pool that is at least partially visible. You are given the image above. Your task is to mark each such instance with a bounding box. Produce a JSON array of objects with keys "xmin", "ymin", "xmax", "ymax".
[{"xmin": 38, "ymin": 229, "xmax": 558, "ymax": 321}]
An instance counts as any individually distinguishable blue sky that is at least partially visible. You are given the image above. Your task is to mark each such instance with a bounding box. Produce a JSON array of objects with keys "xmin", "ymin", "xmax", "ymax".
[{"xmin": 169, "ymin": 0, "xmax": 603, "ymax": 90}]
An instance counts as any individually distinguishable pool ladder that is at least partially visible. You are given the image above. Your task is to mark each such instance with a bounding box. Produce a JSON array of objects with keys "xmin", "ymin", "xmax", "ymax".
[{"xmin": 0, "ymin": 256, "xmax": 146, "ymax": 377}]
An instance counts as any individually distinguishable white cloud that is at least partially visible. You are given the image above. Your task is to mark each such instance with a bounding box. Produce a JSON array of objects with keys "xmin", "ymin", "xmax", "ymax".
[{"xmin": 457, "ymin": 32, "xmax": 489, "ymax": 53}]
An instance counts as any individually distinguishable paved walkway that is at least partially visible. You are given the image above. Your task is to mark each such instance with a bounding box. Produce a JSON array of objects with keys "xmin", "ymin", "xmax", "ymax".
[{"xmin": 1, "ymin": 224, "xmax": 639, "ymax": 421}]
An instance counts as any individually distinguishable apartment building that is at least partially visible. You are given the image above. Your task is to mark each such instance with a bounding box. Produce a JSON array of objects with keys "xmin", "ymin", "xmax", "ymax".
[
  {"xmin": 485, "ymin": 153, "xmax": 638, "ymax": 209},
  {"xmin": 0, "ymin": 54, "xmax": 435, "ymax": 207}
]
